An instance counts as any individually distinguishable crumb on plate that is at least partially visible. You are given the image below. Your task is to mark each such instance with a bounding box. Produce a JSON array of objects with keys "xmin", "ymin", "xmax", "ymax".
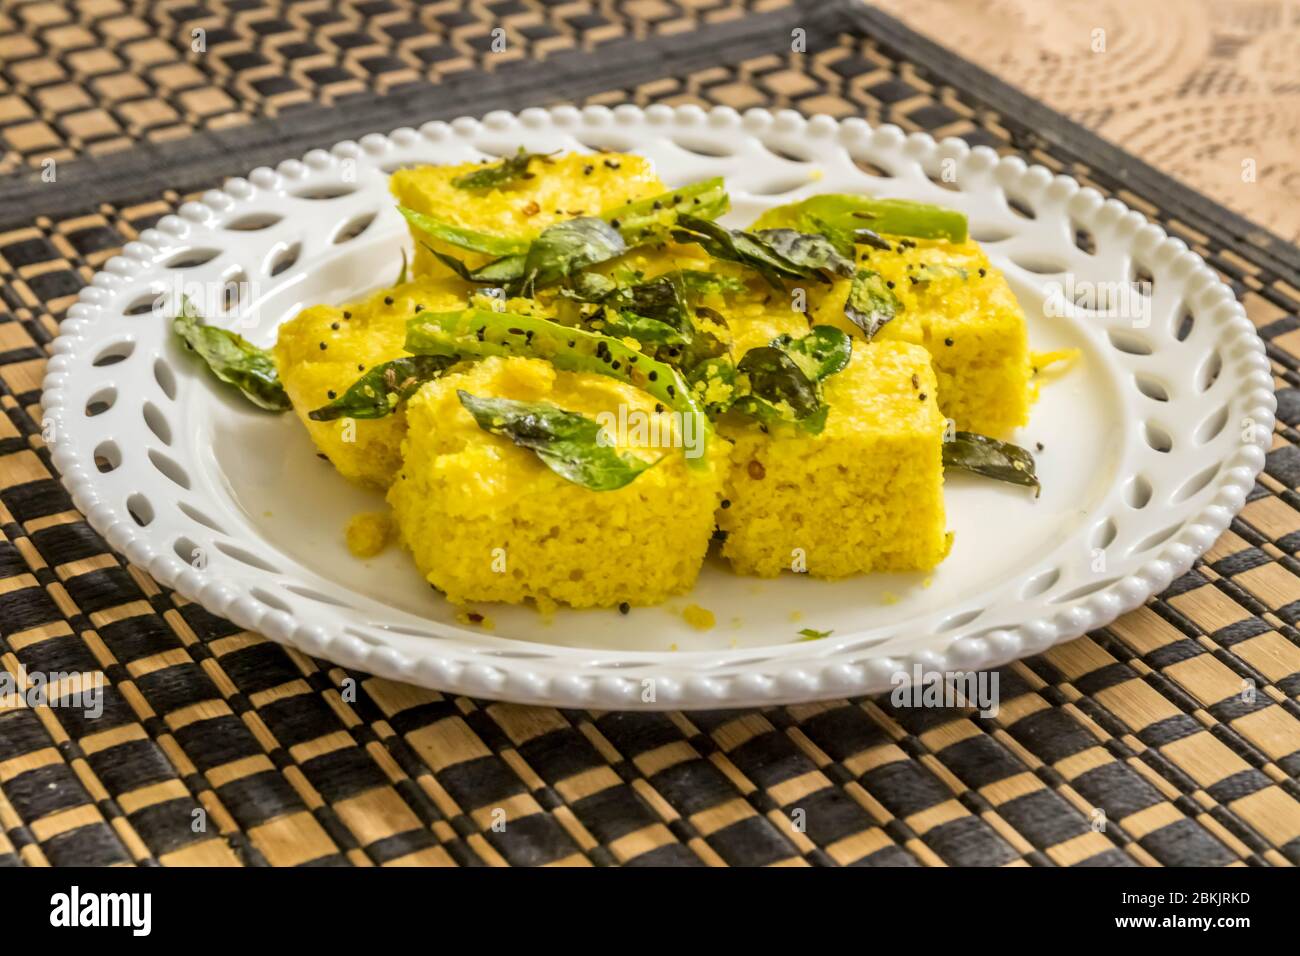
[{"xmin": 345, "ymin": 511, "xmax": 393, "ymax": 558}]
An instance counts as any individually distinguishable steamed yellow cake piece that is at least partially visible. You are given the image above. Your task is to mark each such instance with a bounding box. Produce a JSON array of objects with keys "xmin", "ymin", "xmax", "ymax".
[
  {"xmin": 345, "ymin": 511, "xmax": 392, "ymax": 558},
  {"xmin": 387, "ymin": 355, "xmax": 728, "ymax": 608},
  {"xmin": 816, "ymin": 240, "xmax": 1031, "ymax": 437},
  {"xmin": 578, "ymin": 243, "xmax": 951, "ymax": 579},
  {"xmin": 751, "ymin": 206, "xmax": 1032, "ymax": 437},
  {"xmin": 391, "ymin": 153, "xmax": 667, "ymax": 279},
  {"xmin": 716, "ymin": 340, "xmax": 949, "ymax": 578},
  {"xmin": 273, "ymin": 274, "xmax": 471, "ymax": 488}
]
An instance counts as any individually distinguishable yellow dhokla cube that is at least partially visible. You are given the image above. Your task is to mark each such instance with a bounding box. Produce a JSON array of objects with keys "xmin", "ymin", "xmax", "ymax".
[
  {"xmin": 582, "ymin": 244, "xmax": 950, "ymax": 579},
  {"xmin": 273, "ymin": 274, "xmax": 471, "ymax": 488},
  {"xmin": 391, "ymin": 153, "xmax": 666, "ymax": 279},
  {"xmin": 387, "ymin": 355, "xmax": 728, "ymax": 608},
  {"xmin": 751, "ymin": 207, "xmax": 1033, "ymax": 437},
  {"xmin": 716, "ymin": 340, "xmax": 949, "ymax": 578},
  {"xmin": 814, "ymin": 240, "xmax": 1031, "ymax": 437}
]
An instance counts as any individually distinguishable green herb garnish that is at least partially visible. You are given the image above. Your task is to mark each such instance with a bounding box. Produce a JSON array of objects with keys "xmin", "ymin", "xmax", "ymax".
[
  {"xmin": 561, "ymin": 271, "xmax": 621, "ymax": 302},
  {"xmin": 751, "ymin": 228, "xmax": 854, "ymax": 279},
  {"xmin": 307, "ymin": 355, "xmax": 457, "ymax": 421},
  {"xmin": 845, "ymin": 269, "xmax": 901, "ymax": 340},
  {"xmin": 395, "ymin": 248, "xmax": 409, "ymax": 286},
  {"xmin": 595, "ymin": 309, "xmax": 691, "ymax": 348},
  {"xmin": 404, "ymin": 179, "xmax": 730, "ymax": 294},
  {"xmin": 774, "ymin": 324, "xmax": 852, "ymax": 381},
  {"xmin": 735, "ymin": 346, "xmax": 826, "ymax": 432},
  {"xmin": 457, "ymin": 391, "xmax": 654, "ymax": 491},
  {"xmin": 397, "ymin": 206, "xmax": 529, "ymax": 257},
  {"xmin": 943, "ymin": 431, "xmax": 1040, "ymax": 494},
  {"xmin": 696, "ymin": 325, "xmax": 852, "ymax": 434},
  {"xmin": 798, "ymin": 628, "xmax": 833, "ymax": 641},
  {"xmin": 670, "ymin": 217, "xmax": 855, "ymax": 289},
  {"xmin": 519, "ymin": 216, "xmax": 626, "ymax": 293},
  {"xmin": 419, "ymin": 217, "xmax": 629, "ymax": 296},
  {"xmin": 172, "ymin": 297, "xmax": 289, "ymax": 411},
  {"xmin": 451, "ymin": 148, "xmax": 553, "ymax": 190},
  {"xmin": 405, "ymin": 308, "xmax": 711, "ymax": 468},
  {"xmin": 427, "ymin": 244, "xmax": 526, "ymax": 285},
  {"xmin": 670, "ymin": 217, "xmax": 806, "ymax": 289},
  {"xmin": 556, "ymin": 270, "xmax": 730, "ymax": 371}
]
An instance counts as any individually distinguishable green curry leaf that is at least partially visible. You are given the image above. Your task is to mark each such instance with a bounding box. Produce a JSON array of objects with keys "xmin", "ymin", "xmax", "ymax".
[
  {"xmin": 699, "ymin": 326, "xmax": 849, "ymax": 433},
  {"xmin": 671, "ymin": 217, "xmax": 854, "ymax": 289},
  {"xmin": 397, "ymin": 206, "xmax": 529, "ymax": 257},
  {"xmin": 451, "ymin": 148, "xmax": 553, "ymax": 190},
  {"xmin": 942, "ymin": 431, "xmax": 1040, "ymax": 495},
  {"xmin": 457, "ymin": 391, "xmax": 654, "ymax": 491},
  {"xmin": 426, "ymin": 243, "xmax": 527, "ymax": 285},
  {"xmin": 736, "ymin": 346, "xmax": 823, "ymax": 426},
  {"xmin": 518, "ymin": 217, "xmax": 627, "ymax": 293},
  {"xmin": 670, "ymin": 216, "xmax": 802, "ymax": 289},
  {"xmin": 172, "ymin": 297, "xmax": 289, "ymax": 412},
  {"xmin": 307, "ymin": 355, "xmax": 457, "ymax": 421},
  {"xmin": 752, "ymin": 228, "xmax": 855, "ymax": 279},
  {"xmin": 845, "ymin": 269, "xmax": 901, "ymax": 340},
  {"xmin": 773, "ymin": 325, "xmax": 852, "ymax": 381}
]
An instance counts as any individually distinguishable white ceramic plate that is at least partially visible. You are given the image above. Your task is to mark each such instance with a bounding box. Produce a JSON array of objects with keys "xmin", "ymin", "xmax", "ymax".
[{"xmin": 41, "ymin": 105, "xmax": 1274, "ymax": 709}]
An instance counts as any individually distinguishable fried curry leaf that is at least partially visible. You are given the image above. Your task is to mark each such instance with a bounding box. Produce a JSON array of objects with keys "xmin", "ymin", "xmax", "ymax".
[
  {"xmin": 308, "ymin": 355, "xmax": 457, "ymax": 421},
  {"xmin": 518, "ymin": 216, "xmax": 627, "ymax": 293},
  {"xmin": 845, "ymin": 269, "xmax": 901, "ymax": 340},
  {"xmin": 701, "ymin": 326, "xmax": 849, "ymax": 434},
  {"xmin": 737, "ymin": 346, "xmax": 823, "ymax": 424},
  {"xmin": 427, "ymin": 244, "xmax": 527, "ymax": 285},
  {"xmin": 561, "ymin": 271, "xmax": 727, "ymax": 368},
  {"xmin": 752, "ymin": 228, "xmax": 855, "ymax": 279},
  {"xmin": 457, "ymin": 391, "xmax": 654, "ymax": 491},
  {"xmin": 942, "ymin": 431, "xmax": 1040, "ymax": 495},
  {"xmin": 687, "ymin": 357, "xmax": 739, "ymax": 416},
  {"xmin": 604, "ymin": 273, "xmax": 688, "ymax": 323},
  {"xmin": 671, "ymin": 217, "xmax": 855, "ymax": 289},
  {"xmin": 397, "ymin": 206, "xmax": 529, "ymax": 257},
  {"xmin": 773, "ymin": 325, "xmax": 852, "ymax": 381},
  {"xmin": 172, "ymin": 297, "xmax": 289, "ymax": 412},
  {"xmin": 806, "ymin": 215, "xmax": 858, "ymax": 258},
  {"xmin": 416, "ymin": 183, "xmax": 730, "ymax": 295},
  {"xmin": 451, "ymin": 148, "xmax": 552, "ymax": 190},
  {"xmin": 561, "ymin": 271, "xmax": 620, "ymax": 302},
  {"xmin": 670, "ymin": 216, "xmax": 805, "ymax": 289}
]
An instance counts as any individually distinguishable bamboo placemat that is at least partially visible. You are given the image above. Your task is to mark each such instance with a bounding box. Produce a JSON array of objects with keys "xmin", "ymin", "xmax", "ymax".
[{"xmin": 1, "ymin": 0, "xmax": 1298, "ymax": 866}]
